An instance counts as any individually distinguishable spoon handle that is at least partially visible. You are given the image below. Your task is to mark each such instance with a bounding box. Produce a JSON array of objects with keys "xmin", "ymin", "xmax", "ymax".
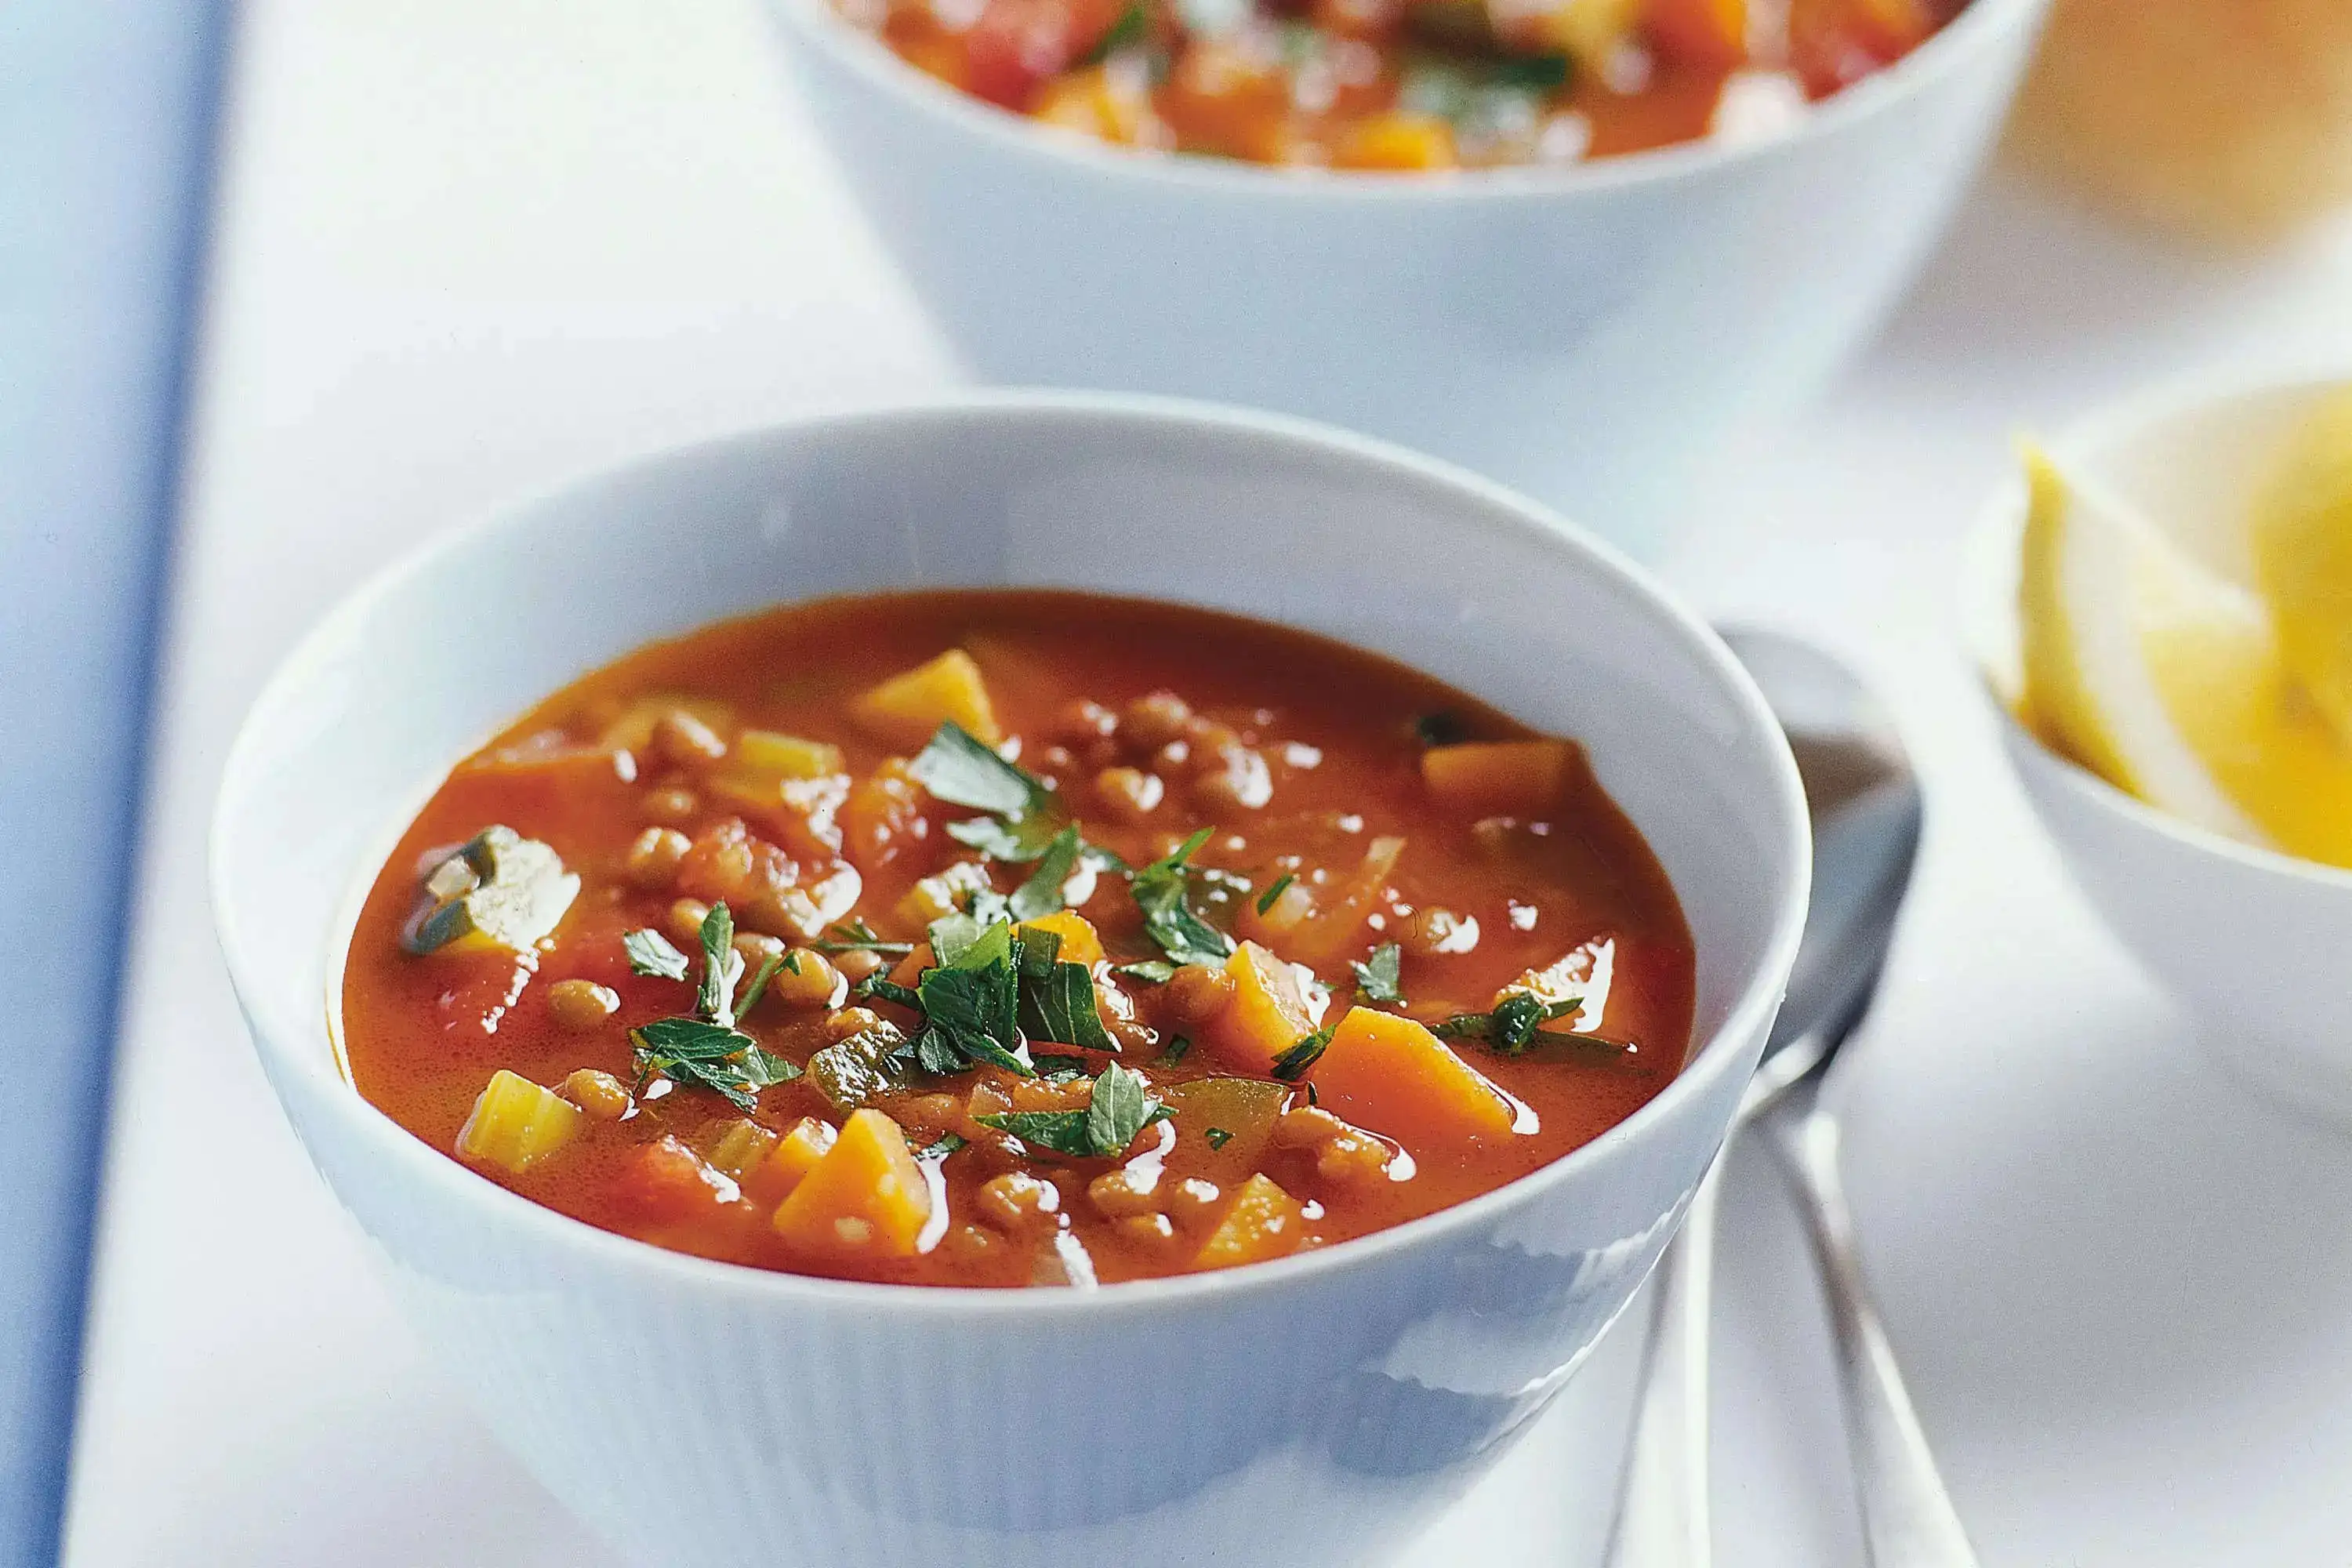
[
  {"xmin": 1602, "ymin": 1152, "xmax": 1726, "ymax": 1568},
  {"xmin": 1771, "ymin": 1109, "xmax": 1979, "ymax": 1567}
]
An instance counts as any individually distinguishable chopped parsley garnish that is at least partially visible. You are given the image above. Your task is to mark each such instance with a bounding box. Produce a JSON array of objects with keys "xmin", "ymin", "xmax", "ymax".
[
  {"xmin": 975, "ymin": 1062, "xmax": 1173, "ymax": 1159},
  {"xmin": 1204, "ymin": 1127, "xmax": 1233, "ymax": 1150},
  {"xmin": 909, "ymin": 916, "xmax": 1030, "ymax": 1076},
  {"xmin": 1432, "ymin": 993, "xmax": 1632, "ymax": 1058},
  {"xmin": 623, "ymin": 927, "xmax": 690, "ymax": 982},
  {"xmin": 735, "ymin": 947, "xmax": 786, "ymax": 1016},
  {"xmin": 910, "ymin": 721, "xmax": 1069, "ymax": 862},
  {"xmin": 1489, "ymin": 52, "xmax": 1570, "ymax": 91},
  {"xmin": 812, "ymin": 918, "xmax": 915, "ymax": 959},
  {"xmin": 1271, "ymin": 1024, "xmax": 1334, "ymax": 1081},
  {"xmin": 1029, "ymin": 1053, "xmax": 1092, "ymax": 1083},
  {"xmin": 1115, "ymin": 959, "xmax": 1178, "ymax": 985},
  {"xmin": 1078, "ymin": 0, "xmax": 1150, "ymax": 66},
  {"xmin": 1350, "ymin": 942, "xmax": 1406, "ymax": 1006},
  {"xmin": 913, "ymin": 1132, "xmax": 966, "ymax": 1162},
  {"xmin": 626, "ymin": 902, "xmax": 800, "ymax": 1110},
  {"xmin": 1131, "ymin": 826, "xmax": 1236, "ymax": 967},
  {"xmin": 1013, "ymin": 924, "xmax": 1117, "ymax": 1053},
  {"xmin": 1158, "ymin": 1035, "xmax": 1192, "ymax": 1066},
  {"xmin": 1008, "ymin": 824, "xmax": 1085, "ymax": 921},
  {"xmin": 1254, "ymin": 872, "xmax": 1296, "ymax": 916},
  {"xmin": 1413, "ymin": 711, "xmax": 1470, "ymax": 747}
]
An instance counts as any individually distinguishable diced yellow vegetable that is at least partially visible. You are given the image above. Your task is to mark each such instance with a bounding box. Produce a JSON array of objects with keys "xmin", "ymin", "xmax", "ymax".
[
  {"xmin": 733, "ymin": 729, "xmax": 846, "ymax": 782},
  {"xmin": 1214, "ymin": 940, "xmax": 1322, "ymax": 1073},
  {"xmin": 1311, "ymin": 1007, "xmax": 1519, "ymax": 1149},
  {"xmin": 761, "ymin": 1116, "xmax": 838, "ymax": 1193},
  {"xmin": 595, "ymin": 694, "xmax": 735, "ymax": 754},
  {"xmin": 1194, "ymin": 1173, "xmax": 1307, "ymax": 1270},
  {"xmin": 1016, "ymin": 909, "xmax": 1105, "ymax": 968},
  {"xmin": 1421, "ymin": 739, "xmax": 1578, "ymax": 817},
  {"xmin": 456, "ymin": 1069, "xmax": 581, "ymax": 1175},
  {"xmin": 771, "ymin": 1108, "xmax": 931, "ymax": 1256},
  {"xmin": 896, "ymin": 860, "xmax": 998, "ymax": 928},
  {"xmin": 851, "ymin": 649, "xmax": 1001, "ymax": 748},
  {"xmin": 708, "ymin": 1118, "xmax": 782, "ymax": 1180},
  {"xmin": 1333, "ymin": 113, "xmax": 1457, "ymax": 172}
]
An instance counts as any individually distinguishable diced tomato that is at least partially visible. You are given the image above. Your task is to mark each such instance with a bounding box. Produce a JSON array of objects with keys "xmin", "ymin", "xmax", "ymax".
[
  {"xmin": 609, "ymin": 1135, "xmax": 737, "ymax": 1222},
  {"xmin": 961, "ymin": 0, "xmax": 1126, "ymax": 111},
  {"xmin": 1646, "ymin": 0, "xmax": 1748, "ymax": 71},
  {"xmin": 1788, "ymin": 0, "xmax": 1933, "ymax": 96}
]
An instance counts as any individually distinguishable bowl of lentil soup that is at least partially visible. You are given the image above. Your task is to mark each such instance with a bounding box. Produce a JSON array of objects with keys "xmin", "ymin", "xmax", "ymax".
[
  {"xmin": 214, "ymin": 396, "xmax": 1808, "ymax": 1568},
  {"xmin": 760, "ymin": 0, "xmax": 2049, "ymax": 542}
]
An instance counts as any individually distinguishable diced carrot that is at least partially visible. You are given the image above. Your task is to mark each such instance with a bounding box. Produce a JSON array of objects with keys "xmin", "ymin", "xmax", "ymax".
[
  {"xmin": 887, "ymin": 942, "xmax": 935, "ymax": 990},
  {"xmin": 853, "ymin": 649, "xmax": 1002, "ymax": 748},
  {"xmin": 1214, "ymin": 940, "xmax": 1322, "ymax": 1073},
  {"xmin": 1421, "ymin": 739, "xmax": 1578, "ymax": 817},
  {"xmin": 771, "ymin": 1109, "xmax": 932, "ymax": 1257},
  {"xmin": 1194, "ymin": 1173, "xmax": 1307, "ymax": 1269},
  {"xmin": 1016, "ymin": 909, "xmax": 1105, "ymax": 968},
  {"xmin": 1310, "ymin": 1007, "xmax": 1519, "ymax": 1149},
  {"xmin": 750, "ymin": 1116, "xmax": 837, "ymax": 1204},
  {"xmin": 1646, "ymin": 0, "xmax": 1748, "ymax": 68},
  {"xmin": 1333, "ymin": 113, "xmax": 1459, "ymax": 171}
]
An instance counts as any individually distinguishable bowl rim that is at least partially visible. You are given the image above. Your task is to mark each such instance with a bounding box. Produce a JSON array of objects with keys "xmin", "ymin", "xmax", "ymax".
[
  {"xmin": 760, "ymin": 0, "xmax": 2049, "ymax": 204},
  {"xmin": 212, "ymin": 389, "xmax": 1812, "ymax": 1320},
  {"xmin": 1962, "ymin": 364, "xmax": 2352, "ymax": 898}
]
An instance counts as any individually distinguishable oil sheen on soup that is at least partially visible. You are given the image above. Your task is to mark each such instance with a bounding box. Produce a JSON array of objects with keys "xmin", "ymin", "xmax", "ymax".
[{"xmin": 341, "ymin": 591, "xmax": 1697, "ymax": 1288}]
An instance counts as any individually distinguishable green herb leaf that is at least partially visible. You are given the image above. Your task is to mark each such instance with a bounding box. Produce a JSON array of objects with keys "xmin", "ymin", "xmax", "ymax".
[
  {"xmin": 1114, "ymin": 960, "xmax": 1178, "ymax": 985},
  {"xmin": 1085, "ymin": 1061, "xmax": 1163, "ymax": 1158},
  {"xmin": 1271, "ymin": 1024, "xmax": 1334, "ymax": 1081},
  {"xmin": 1131, "ymin": 826, "xmax": 1236, "ymax": 967},
  {"xmin": 913, "ymin": 722, "xmax": 1073, "ymax": 862},
  {"xmin": 1030, "ymin": 1053, "xmax": 1092, "ymax": 1083},
  {"xmin": 1488, "ymin": 51, "xmax": 1570, "ymax": 91},
  {"xmin": 1009, "ymin": 825, "xmax": 1084, "ymax": 922},
  {"xmin": 623, "ymin": 927, "xmax": 691, "ymax": 981},
  {"xmin": 1350, "ymin": 942, "xmax": 1406, "ymax": 1005},
  {"xmin": 913, "ymin": 1132, "xmax": 966, "ymax": 1163},
  {"xmin": 1014, "ymin": 926, "xmax": 1117, "ymax": 1052},
  {"xmin": 973, "ymin": 1109, "xmax": 1096, "ymax": 1158},
  {"xmin": 1254, "ymin": 872, "xmax": 1297, "ymax": 916},
  {"xmin": 975, "ymin": 1062, "xmax": 1171, "ymax": 1158},
  {"xmin": 814, "ymin": 918, "xmax": 915, "ymax": 959},
  {"xmin": 858, "ymin": 975, "xmax": 924, "ymax": 1009},
  {"xmin": 1413, "ymin": 710, "xmax": 1471, "ymax": 746},
  {"xmin": 629, "ymin": 1016, "xmax": 800, "ymax": 1112},
  {"xmin": 696, "ymin": 902, "xmax": 739, "ymax": 1025},
  {"xmin": 1432, "ymin": 994, "xmax": 1586, "ymax": 1055},
  {"xmin": 1078, "ymin": 0, "xmax": 1149, "ymax": 67},
  {"xmin": 735, "ymin": 947, "xmax": 786, "ymax": 1016},
  {"xmin": 1158, "ymin": 1035, "xmax": 1192, "ymax": 1066},
  {"xmin": 1205, "ymin": 1127, "xmax": 1233, "ymax": 1150}
]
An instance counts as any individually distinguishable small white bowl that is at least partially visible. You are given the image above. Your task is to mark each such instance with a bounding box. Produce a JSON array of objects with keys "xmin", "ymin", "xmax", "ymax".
[
  {"xmin": 212, "ymin": 395, "xmax": 1808, "ymax": 1568},
  {"xmin": 760, "ymin": 0, "xmax": 2050, "ymax": 550},
  {"xmin": 1964, "ymin": 372, "xmax": 2352, "ymax": 1126}
]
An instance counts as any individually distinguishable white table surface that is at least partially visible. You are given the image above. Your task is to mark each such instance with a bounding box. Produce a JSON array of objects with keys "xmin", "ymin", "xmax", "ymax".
[{"xmin": 61, "ymin": 2, "xmax": 2352, "ymax": 1563}]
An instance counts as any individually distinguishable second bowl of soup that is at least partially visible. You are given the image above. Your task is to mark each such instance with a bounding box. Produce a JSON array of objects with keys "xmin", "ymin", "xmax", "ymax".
[{"xmin": 214, "ymin": 396, "xmax": 1808, "ymax": 1568}]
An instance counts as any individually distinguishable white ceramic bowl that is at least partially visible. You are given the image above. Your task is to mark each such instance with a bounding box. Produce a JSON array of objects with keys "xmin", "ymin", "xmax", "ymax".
[
  {"xmin": 761, "ymin": 0, "xmax": 2049, "ymax": 549},
  {"xmin": 213, "ymin": 396, "xmax": 1809, "ymax": 1568},
  {"xmin": 1964, "ymin": 372, "xmax": 2352, "ymax": 1126}
]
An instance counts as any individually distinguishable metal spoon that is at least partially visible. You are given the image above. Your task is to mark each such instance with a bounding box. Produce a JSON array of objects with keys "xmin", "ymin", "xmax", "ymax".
[{"xmin": 1604, "ymin": 629, "xmax": 1975, "ymax": 1567}]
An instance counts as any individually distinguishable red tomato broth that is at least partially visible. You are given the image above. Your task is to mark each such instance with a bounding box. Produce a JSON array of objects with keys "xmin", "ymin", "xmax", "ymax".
[
  {"xmin": 840, "ymin": 0, "xmax": 1972, "ymax": 170},
  {"xmin": 341, "ymin": 590, "xmax": 1695, "ymax": 1287}
]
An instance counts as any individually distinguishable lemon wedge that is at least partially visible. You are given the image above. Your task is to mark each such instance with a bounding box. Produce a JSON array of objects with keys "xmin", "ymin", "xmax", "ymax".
[
  {"xmin": 2252, "ymin": 387, "xmax": 2352, "ymax": 746},
  {"xmin": 2016, "ymin": 441, "xmax": 2352, "ymax": 869}
]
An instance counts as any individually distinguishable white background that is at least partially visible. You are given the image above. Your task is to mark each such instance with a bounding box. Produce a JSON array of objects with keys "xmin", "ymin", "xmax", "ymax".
[{"xmin": 62, "ymin": 2, "xmax": 2352, "ymax": 1563}]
